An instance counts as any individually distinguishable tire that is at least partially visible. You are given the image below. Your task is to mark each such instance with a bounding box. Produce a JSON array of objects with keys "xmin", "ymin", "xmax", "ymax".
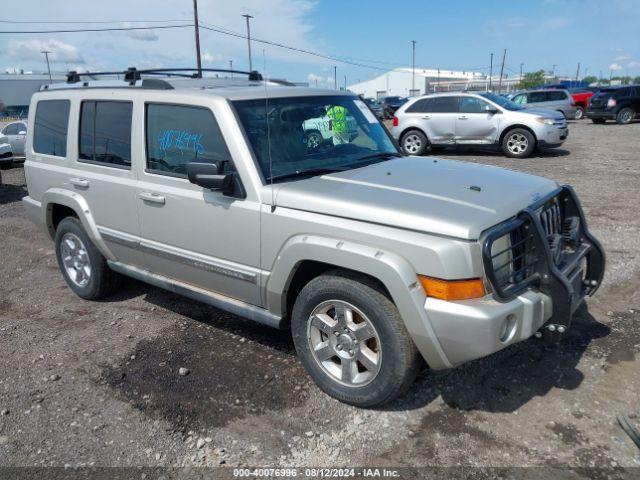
[
  {"xmin": 591, "ymin": 118, "xmax": 606, "ymax": 124},
  {"xmin": 501, "ymin": 128, "xmax": 536, "ymax": 159},
  {"xmin": 400, "ymin": 129, "xmax": 428, "ymax": 156},
  {"xmin": 54, "ymin": 217, "xmax": 122, "ymax": 300},
  {"xmin": 291, "ymin": 271, "xmax": 422, "ymax": 407},
  {"xmin": 574, "ymin": 107, "xmax": 584, "ymax": 120},
  {"xmin": 616, "ymin": 107, "xmax": 635, "ymax": 125}
]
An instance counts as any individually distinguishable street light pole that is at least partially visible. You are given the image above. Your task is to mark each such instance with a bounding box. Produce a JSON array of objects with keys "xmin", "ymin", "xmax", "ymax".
[
  {"xmin": 192, "ymin": 0, "xmax": 202, "ymax": 78},
  {"xmin": 242, "ymin": 14, "xmax": 254, "ymax": 72},
  {"xmin": 519, "ymin": 63, "xmax": 524, "ymax": 81},
  {"xmin": 229, "ymin": 60, "xmax": 233, "ymax": 78},
  {"xmin": 411, "ymin": 40, "xmax": 416, "ymax": 95},
  {"xmin": 334, "ymin": 66, "xmax": 337, "ymax": 90},
  {"xmin": 489, "ymin": 53, "xmax": 493, "ymax": 90},
  {"xmin": 41, "ymin": 50, "xmax": 52, "ymax": 84}
]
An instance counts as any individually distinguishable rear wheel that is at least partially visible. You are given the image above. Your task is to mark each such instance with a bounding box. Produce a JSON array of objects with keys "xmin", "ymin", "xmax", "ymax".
[
  {"xmin": 591, "ymin": 118, "xmax": 606, "ymax": 124},
  {"xmin": 616, "ymin": 107, "xmax": 635, "ymax": 125},
  {"xmin": 55, "ymin": 217, "xmax": 122, "ymax": 300},
  {"xmin": 574, "ymin": 107, "xmax": 584, "ymax": 120},
  {"xmin": 401, "ymin": 129, "xmax": 428, "ymax": 156},
  {"xmin": 501, "ymin": 128, "xmax": 536, "ymax": 158},
  {"xmin": 291, "ymin": 271, "xmax": 421, "ymax": 407}
]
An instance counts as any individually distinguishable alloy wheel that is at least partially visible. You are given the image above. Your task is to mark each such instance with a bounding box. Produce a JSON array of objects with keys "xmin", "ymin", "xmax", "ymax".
[
  {"xmin": 60, "ymin": 232, "xmax": 91, "ymax": 288},
  {"xmin": 506, "ymin": 133, "xmax": 529, "ymax": 155},
  {"xmin": 403, "ymin": 134, "xmax": 423, "ymax": 154}
]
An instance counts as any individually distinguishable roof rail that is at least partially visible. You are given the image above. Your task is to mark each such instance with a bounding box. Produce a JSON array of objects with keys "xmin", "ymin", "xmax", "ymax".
[{"xmin": 66, "ymin": 67, "xmax": 263, "ymax": 84}]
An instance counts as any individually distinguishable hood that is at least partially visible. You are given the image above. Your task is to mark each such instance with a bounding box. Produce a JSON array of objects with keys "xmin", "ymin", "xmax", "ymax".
[{"xmin": 273, "ymin": 156, "xmax": 558, "ymax": 240}]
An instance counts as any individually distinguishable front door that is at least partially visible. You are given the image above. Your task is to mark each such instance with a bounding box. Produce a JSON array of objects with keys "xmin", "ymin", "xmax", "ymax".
[
  {"xmin": 455, "ymin": 96, "xmax": 501, "ymax": 144},
  {"xmin": 136, "ymin": 102, "xmax": 261, "ymax": 306}
]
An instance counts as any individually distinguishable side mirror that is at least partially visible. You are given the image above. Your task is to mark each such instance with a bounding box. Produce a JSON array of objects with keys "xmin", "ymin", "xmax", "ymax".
[
  {"xmin": 186, "ymin": 161, "xmax": 234, "ymax": 192},
  {"xmin": 18, "ymin": 130, "xmax": 27, "ymax": 135},
  {"xmin": 484, "ymin": 105, "xmax": 500, "ymax": 114}
]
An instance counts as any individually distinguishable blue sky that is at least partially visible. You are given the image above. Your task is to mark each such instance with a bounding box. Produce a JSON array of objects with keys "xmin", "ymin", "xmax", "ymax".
[{"xmin": 1, "ymin": 0, "xmax": 639, "ymax": 85}]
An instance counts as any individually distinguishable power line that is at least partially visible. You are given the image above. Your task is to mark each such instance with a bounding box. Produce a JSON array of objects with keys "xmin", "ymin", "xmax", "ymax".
[
  {"xmin": 0, "ymin": 24, "xmax": 193, "ymax": 34},
  {"xmin": 0, "ymin": 19, "xmax": 189, "ymax": 24}
]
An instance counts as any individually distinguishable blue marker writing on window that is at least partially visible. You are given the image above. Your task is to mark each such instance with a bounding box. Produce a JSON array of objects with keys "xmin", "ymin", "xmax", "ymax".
[{"xmin": 158, "ymin": 129, "xmax": 204, "ymax": 154}]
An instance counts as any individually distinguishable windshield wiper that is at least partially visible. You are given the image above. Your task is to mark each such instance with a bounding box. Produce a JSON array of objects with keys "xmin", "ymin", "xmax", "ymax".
[
  {"xmin": 267, "ymin": 167, "xmax": 347, "ymax": 183},
  {"xmin": 355, "ymin": 152, "xmax": 402, "ymax": 162}
]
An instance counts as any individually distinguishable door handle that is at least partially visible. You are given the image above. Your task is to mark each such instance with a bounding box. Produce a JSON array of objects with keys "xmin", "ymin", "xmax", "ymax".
[
  {"xmin": 69, "ymin": 177, "xmax": 90, "ymax": 188},
  {"xmin": 138, "ymin": 192, "xmax": 166, "ymax": 205},
  {"xmin": 422, "ymin": 115, "xmax": 431, "ymax": 119},
  {"xmin": 458, "ymin": 116, "xmax": 468, "ymax": 120}
]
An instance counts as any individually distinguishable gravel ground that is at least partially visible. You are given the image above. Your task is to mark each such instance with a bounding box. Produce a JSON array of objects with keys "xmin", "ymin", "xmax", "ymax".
[{"xmin": 0, "ymin": 120, "xmax": 639, "ymax": 474}]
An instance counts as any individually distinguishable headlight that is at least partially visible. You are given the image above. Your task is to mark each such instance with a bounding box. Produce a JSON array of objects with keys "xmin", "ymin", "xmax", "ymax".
[
  {"xmin": 607, "ymin": 98, "xmax": 617, "ymax": 108},
  {"xmin": 491, "ymin": 233, "xmax": 512, "ymax": 286},
  {"xmin": 535, "ymin": 117, "xmax": 556, "ymax": 125}
]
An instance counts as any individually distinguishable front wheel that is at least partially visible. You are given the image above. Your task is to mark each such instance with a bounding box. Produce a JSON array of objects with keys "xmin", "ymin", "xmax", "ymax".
[
  {"xmin": 574, "ymin": 107, "xmax": 584, "ymax": 120},
  {"xmin": 616, "ymin": 107, "xmax": 635, "ymax": 125},
  {"xmin": 501, "ymin": 128, "xmax": 536, "ymax": 158},
  {"xmin": 291, "ymin": 272, "xmax": 422, "ymax": 407},
  {"xmin": 401, "ymin": 129, "xmax": 428, "ymax": 156}
]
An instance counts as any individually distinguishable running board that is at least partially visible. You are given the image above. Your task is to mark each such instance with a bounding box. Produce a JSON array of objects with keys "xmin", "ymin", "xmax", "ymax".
[{"xmin": 107, "ymin": 260, "xmax": 284, "ymax": 329}]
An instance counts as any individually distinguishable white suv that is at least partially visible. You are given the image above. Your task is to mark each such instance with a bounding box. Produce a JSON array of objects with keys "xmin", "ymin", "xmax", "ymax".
[{"xmin": 391, "ymin": 92, "xmax": 569, "ymax": 159}]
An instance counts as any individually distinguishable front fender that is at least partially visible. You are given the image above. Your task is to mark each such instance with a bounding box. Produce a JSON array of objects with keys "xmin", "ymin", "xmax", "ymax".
[
  {"xmin": 41, "ymin": 188, "xmax": 115, "ymax": 260},
  {"xmin": 267, "ymin": 234, "xmax": 452, "ymax": 369}
]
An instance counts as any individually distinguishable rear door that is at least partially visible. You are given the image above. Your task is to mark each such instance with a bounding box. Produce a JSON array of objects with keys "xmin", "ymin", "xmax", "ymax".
[
  {"xmin": 455, "ymin": 96, "xmax": 501, "ymax": 144},
  {"xmin": 527, "ymin": 91, "xmax": 548, "ymax": 107},
  {"xmin": 423, "ymin": 96, "xmax": 458, "ymax": 144}
]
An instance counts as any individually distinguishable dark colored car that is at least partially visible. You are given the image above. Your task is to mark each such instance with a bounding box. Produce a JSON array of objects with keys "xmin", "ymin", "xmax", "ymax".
[
  {"xmin": 378, "ymin": 96, "xmax": 408, "ymax": 119},
  {"xmin": 362, "ymin": 98, "xmax": 384, "ymax": 118},
  {"xmin": 586, "ymin": 85, "xmax": 640, "ymax": 124}
]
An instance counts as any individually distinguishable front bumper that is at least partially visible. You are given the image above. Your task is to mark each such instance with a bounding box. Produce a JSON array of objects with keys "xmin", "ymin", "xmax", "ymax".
[
  {"xmin": 426, "ymin": 290, "xmax": 552, "ymax": 366},
  {"xmin": 586, "ymin": 109, "xmax": 616, "ymax": 120},
  {"xmin": 538, "ymin": 124, "xmax": 568, "ymax": 147},
  {"xmin": 427, "ymin": 186, "xmax": 605, "ymax": 367}
]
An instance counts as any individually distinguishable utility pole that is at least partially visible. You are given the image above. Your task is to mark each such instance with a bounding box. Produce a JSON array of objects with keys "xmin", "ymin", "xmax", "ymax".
[
  {"xmin": 519, "ymin": 62, "xmax": 524, "ymax": 81},
  {"xmin": 229, "ymin": 60, "xmax": 233, "ymax": 78},
  {"xmin": 41, "ymin": 50, "xmax": 52, "ymax": 84},
  {"xmin": 334, "ymin": 66, "xmax": 337, "ymax": 90},
  {"xmin": 242, "ymin": 14, "xmax": 254, "ymax": 72},
  {"xmin": 497, "ymin": 49, "xmax": 506, "ymax": 93},
  {"xmin": 551, "ymin": 64, "xmax": 557, "ymax": 78},
  {"xmin": 575, "ymin": 62, "xmax": 581, "ymax": 81},
  {"xmin": 489, "ymin": 53, "xmax": 493, "ymax": 90},
  {"xmin": 344, "ymin": 75, "xmax": 347, "ymax": 91},
  {"xmin": 192, "ymin": 0, "xmax": 202, "ymax": 78},
  {"xmin": 411, "ymin": 40, "xmax": 416, "ymax": 95},
  {"xmin": 437, "ymin": 68, "xmax": 440, "ymax": 92}
]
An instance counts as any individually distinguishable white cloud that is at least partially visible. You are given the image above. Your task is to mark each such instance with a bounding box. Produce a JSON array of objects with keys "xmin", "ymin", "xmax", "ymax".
[
  {"xmin": 202, "ymin": 50, "xmax": 224, "ymax": 64},
  {"xmin": 7, "ymin": 39, "xmax": 83, "ymax": 63},
  {"xmin": 628, "ymin": 61, "xmax": 640, "ymax": 68},
  {"xmin": 609, "ymin": 63, "xmax": 623, "ymax": 71},
  {"xmin": 119, "ymin": 23, "xmax": 159, "ymax": 42}
]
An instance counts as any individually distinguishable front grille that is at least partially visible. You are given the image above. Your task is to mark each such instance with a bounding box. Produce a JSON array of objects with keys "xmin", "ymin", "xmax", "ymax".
[{"xmin": 540, "ymin": 198, "xmax": 562, "ymax": 236}]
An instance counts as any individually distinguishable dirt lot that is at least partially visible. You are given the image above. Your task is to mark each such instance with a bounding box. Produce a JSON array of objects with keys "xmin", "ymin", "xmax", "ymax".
[{"xmin": 1, "ymin": 120, "xmax": 639, "ymax": 474}]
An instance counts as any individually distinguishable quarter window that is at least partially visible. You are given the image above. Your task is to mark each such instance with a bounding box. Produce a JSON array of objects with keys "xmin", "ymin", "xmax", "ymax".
[
  {"xmin": 405, "ymin": 98, "xmax": 433, "ymax": 113},
  {"xmin": 145, "ymin": 103, "xmax": 230, "ymax": 176},
  {"xmin": 79, "ymin": 101, "xmax": 133, "ymax": 168},
  {"xmin": 547, "ymin": 91, "xmax": 567, "ymax": 101},
  {"xmin": 528, "ymin": 91, "xmax": 548, "ymax": 103},
  {"xmin": 33, "ymin": 100, "xmax": 70, "ymax": 157}
]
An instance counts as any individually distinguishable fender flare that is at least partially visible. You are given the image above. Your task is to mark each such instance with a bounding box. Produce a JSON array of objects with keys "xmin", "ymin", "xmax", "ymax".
[
  {"xmin": 266, "ymin": 234, "xmax": 452, "ymax": 369},
  {"xmin": 41, "ymin": 188, "xmax": 115, "ymax": 260}
]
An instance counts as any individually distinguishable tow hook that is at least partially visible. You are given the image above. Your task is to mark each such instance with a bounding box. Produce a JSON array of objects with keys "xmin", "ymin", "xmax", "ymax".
[{"xmin": 534, "ymin": 324, "xmax": 567, "ymax": 344}]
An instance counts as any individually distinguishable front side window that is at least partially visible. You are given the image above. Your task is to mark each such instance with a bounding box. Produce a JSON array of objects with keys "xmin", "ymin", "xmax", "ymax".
[
  {"xmin": 233, "ymin": 95, "xmax": 398, "ymax": 182},
  {"xmin": 459, "ymin": 97, "xmax": 490, "ymax": 113},
  {"xmin": 145, "ymin": 103, "xmax": 231, "ymax": 176},
  {"xmin": 33, "ymin": 100, "xmax": 70, "ymax": 157},
  {"xmin": 79, "ymin": 101, "xmax": 132, "ymax": 168}
]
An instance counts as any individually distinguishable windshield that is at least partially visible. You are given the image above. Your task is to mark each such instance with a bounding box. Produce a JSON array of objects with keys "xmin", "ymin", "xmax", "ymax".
[
  {"xmin": 479, "ymin": 92, "xmax": 524, "ymax": 111},
  {"xmin": 233, "ymin": 95, "xmax": 399, "ymax": 182}
]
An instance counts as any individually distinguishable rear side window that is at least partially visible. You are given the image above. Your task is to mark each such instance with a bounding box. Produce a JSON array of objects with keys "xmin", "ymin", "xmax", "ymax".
[
  {"xmin": 429, "ymin": 97, "xmax": 459, "ymax": 113},
  {"xmin": 528, "ymin": 91, "xmax": 548, "ymax": 103},
  {"xmin": 547, "ymin": 91, "xmax": 567, "ymax": 101},
  {"xmin": 145, "ymin": 103, "xmax": 230, "ymax": 177},
  {"xmin": 33, "ymin": 100, "xmax": 70, "ymax": 157},
  {"xmin": 79, "ymin": 101, "xmax": 133, "ymax": 168},
  {"xmin": 405, "ymin": 98, "xmax": 433, "ymax": 113}
]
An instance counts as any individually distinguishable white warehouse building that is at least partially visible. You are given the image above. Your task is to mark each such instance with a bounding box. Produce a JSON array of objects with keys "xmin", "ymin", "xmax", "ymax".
[{"xmin": 347, "ymin": 67, "xmax": 487, "ymax": 99}]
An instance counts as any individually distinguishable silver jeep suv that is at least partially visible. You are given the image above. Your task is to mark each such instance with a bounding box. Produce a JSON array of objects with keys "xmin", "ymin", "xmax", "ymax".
[
  {"xmin": 22, "ymin": 68, "xmax": 605, "ymax": 407},
  {"xmin": 392, "ymin": 92, "xmax": 569, "ymax": 158}
]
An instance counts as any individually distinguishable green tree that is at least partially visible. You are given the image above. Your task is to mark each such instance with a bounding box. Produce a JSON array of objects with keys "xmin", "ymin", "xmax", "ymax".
[
  {"xmin": 634, "ymin": 76, "xmax": 640, "ymax": 84},
  {"xmin": 582, "ymin": 75, "xmax": 598, "ymax": 85},
  {"xmin": 517, "ymin": 70, "xmax": 546, "ymax": 89}
]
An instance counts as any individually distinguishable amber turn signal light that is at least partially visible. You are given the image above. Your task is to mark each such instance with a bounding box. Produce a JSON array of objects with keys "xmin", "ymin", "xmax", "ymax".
[{"xmin": 418, "ymin": 275, "xmax": 486, "ymax": 301}]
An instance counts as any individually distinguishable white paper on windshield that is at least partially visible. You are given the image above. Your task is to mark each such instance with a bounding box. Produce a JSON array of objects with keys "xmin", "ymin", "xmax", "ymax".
[{"xmin": 353, "ymin": 99, "xmax": 378, "ymax": 124}]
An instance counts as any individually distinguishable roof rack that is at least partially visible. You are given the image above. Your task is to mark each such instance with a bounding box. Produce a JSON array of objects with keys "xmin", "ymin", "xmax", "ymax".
[{"xmin": 66, "ymin": 67, "xmax": 263, "ymax": 84}]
